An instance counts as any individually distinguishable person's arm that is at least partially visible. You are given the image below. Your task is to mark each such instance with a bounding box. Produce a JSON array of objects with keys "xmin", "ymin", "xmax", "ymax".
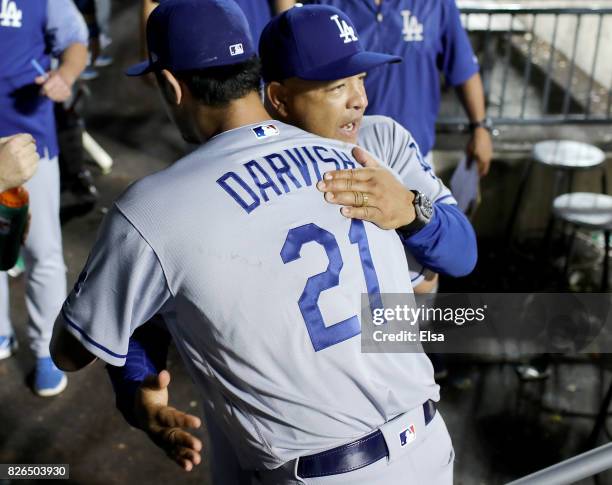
[
  {"xmin": 0, "ymin": 134, "xmax": 39, "ymax": 191},
  {"xmin": 37, "ymin": 0, "xmax": 88, "ymax": 102},
  {"xmin": 50, "ymin": 323, "xmax": 98, "ymax": 371},
  {"xmin": 106, "ymin": 321, "xmax": 171, "ymax": 427},
  {"xmin": 399, "ymin": 202, "xmax": 477, "ymax": 277},
  {"xmin": 317, "ymin": 147, "xmax": 477, "ymax": 277},
  {"xmin": 438, "ymin": 0, "xmax": 492, "ymax": 177},
  {"xmin": 274, "ymin": 0, "xmax": 296, "ymax": 13},
  {"xmin": 105, "ymin": 323, "xmax": 202, "ymax": 472},
  {"xmin": 455, "ymin": 73, "xmax": 493, "ymax": 177},
  {"xmin": 51, "ymin": 205, "xmax": 172, "ymax": 370},
  {"xmin": 140, "ymin": 0, "xmax": 158, "ymax": 60}
]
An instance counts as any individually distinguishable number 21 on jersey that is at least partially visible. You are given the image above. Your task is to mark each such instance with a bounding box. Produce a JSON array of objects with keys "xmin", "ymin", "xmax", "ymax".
[{"xmin": 281, "ymin": 219, "xmax": 382, "ymax": 352}]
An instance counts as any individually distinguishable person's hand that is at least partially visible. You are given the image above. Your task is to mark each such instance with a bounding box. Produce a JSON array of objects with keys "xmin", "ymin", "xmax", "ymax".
[
  {"xmin": 466, "ymin": 127, "xmax": 492, "ymax": 177},
  {"xmin": 134, "ymin": 370, "xmax": 203, "ymax": 472},
  {"xmin": 0, "ymin": 134, "xmax": 39, "ymax": 191},
  {"xmin": 35, "ymin": 70, "xmax": 74, "ymax": 103},
  {"xmin": 316, "ymin": 147, "xmax": 416, "ymax": 230}
]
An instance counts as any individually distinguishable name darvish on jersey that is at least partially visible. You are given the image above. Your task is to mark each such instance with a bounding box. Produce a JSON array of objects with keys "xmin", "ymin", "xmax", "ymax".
[{"xmin": 218, "ymin": 144, "xmax": 357, "ymax": 214}]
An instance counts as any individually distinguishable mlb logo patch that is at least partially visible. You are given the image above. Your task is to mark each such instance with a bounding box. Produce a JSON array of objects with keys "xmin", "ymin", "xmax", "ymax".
[
  {"xmin": 399, "ymin": 424, "xmax": 416, "ymax": 446},
  {"xmin": 252, "ymin": 124, "xmax": 280, "ymax": 139},
  {"xmin": 229, "ymin": 43, "xmax": 244, "ymax": 56}
]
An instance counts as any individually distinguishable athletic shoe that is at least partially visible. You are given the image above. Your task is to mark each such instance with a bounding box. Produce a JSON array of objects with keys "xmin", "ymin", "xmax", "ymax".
[
  {"xmin": 79, "ymin": 67, "xmax": 99, "ymax": 81},
  {"xmin": 94, "ymin": 55, "xmax": 113, "ymax": 67},
  {"xmin": 33, "ymin": 357, "xmax": 67, "ymax": 397},
  {"xmin": 0, "ymin": 335, "xmax": 17, "ymax": 360}
]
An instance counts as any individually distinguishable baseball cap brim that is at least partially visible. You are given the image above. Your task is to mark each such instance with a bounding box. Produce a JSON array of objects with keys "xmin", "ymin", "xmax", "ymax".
[
  {"xmin": 298, "ymin": 51, "xmax": 401, "ymax": 82},
  {"xmin": 125, "ymin": 60, "xmax": 158, "ymax": 77}
]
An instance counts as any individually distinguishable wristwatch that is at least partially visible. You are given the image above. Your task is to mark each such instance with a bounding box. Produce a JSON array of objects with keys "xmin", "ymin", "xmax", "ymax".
[
  {"xmin": 468, "ymin": 117, "xmax": 494, "ymax": 133},
  {"xmin": 396, "ymin": 190, "xmax": 434, "ymax": 238}
]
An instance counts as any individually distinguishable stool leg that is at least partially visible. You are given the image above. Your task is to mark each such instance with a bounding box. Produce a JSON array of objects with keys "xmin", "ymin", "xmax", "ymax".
[
  {"xmin": 506, "ymin": 159, "xmax": 534, "ymax": 242},
  {"xmin": 555, "ymin": 171, "xmax": 569, "ymax": 242},
  {"xmin": 541, "ymin": 216, "xmax": 556, "ymax": 261},
  {"xmin": 567, "ymin": 170, "xmax": 575, "ymax": 194},
  {"xmin": 603, "ymin": 230, "xmax": 610, "ymax": 292},
  {"xmin": 563, "ymin": 227, "xmax": 577, "ymax": 288},
  {"xmin": 586, "ymin": 378, "xmax": 612, "ymax": 450},
  {"xmin": 552, "ymin": 169, "xmax": 564, "ymax": 198}
]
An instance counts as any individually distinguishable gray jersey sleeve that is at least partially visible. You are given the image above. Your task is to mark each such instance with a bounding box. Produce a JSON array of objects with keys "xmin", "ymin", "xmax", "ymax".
[
  {"xmin": 358, "ymin": 115, "xmax": 456, "ymax": 205},
  {"xmin": 358, "ymin": 116, "xmax": 457, "ymax": 286},
  {"xmin": 59, "ymin": 205, "xmax": 172, "ymax": 366}
]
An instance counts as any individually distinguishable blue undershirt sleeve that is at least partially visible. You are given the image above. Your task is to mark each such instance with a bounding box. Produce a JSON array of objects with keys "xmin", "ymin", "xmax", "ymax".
[
  {"xmin": 399, "ymin": 202, "xmax": 477, "ymax": 277},
  {"xmin": 105, "ymin": 321, "xmax": 172, "ymax": 428}
]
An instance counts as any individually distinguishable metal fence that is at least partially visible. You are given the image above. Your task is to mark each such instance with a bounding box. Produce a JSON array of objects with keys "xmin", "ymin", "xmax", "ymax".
[{"xmin": 438, "ymin": 6, "xmax": 612, "ymax": 128}]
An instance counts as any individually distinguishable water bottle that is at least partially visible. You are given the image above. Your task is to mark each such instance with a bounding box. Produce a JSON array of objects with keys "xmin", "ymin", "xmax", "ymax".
[{"xmin": 0, "ymin": 187, "xmax": 29, "ymax": 271}]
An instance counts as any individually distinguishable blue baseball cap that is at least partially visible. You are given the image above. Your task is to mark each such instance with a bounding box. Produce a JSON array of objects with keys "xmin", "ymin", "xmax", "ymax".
[
  {"xmin": 259, "ymin": 5, "xmax": 401, "ymax": 83},
  {"xmin": 126, "ymin": 0, "xmax": 256, "ymax": 77}
]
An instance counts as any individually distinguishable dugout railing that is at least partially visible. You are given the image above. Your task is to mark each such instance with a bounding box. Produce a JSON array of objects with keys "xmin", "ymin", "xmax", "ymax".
[
  {"xmin": 505, "ymin": 441, "xmax": 612, "ymax": 485},
  {"xmin": 437, "ymin": 5, "xmax": 612, "ymax": 132}
]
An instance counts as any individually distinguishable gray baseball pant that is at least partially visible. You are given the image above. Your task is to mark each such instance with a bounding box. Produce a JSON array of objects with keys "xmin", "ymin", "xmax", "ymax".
[
  {"xmin": 0, "ymin": 155, "xmax": 67, "ymax": 357},
  {"xmin": 256, "ymin": 408, "xmax": 454, "ymax": 485}
]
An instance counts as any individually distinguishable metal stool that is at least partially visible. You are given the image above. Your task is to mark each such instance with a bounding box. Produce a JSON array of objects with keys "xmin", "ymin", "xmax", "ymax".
[
  {"xmin": 552, "ymin": 193, "xmax": 612, "ymax": 291},
  {"xmin": 506, "ymin": 140, "xmax": 607, "ymax": 241}
]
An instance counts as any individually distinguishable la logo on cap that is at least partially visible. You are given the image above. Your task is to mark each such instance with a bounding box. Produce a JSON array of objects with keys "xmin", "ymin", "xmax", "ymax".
[{"xmin": 330, "ymin": 14, "xmax": 357, "ymax": 44}]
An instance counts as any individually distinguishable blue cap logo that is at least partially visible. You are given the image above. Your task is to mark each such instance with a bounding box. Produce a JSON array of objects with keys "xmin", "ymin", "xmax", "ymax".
[
  {"xmin": 259, "ymin": 5, "xmax": 401, "ymax": 83},
  {"xmin": 330, "ymin": 14, "xmax": 358, "ymax": 44}
]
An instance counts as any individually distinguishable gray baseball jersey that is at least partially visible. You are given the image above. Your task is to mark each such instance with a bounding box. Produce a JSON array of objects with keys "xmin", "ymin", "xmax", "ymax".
[
  {"xmin": 59, "ymin": 120, "xmax": 439, "ymax": 470},
  {"xmin": 357, "ymin": 115, "xmax": 456, "ymax": 286}
]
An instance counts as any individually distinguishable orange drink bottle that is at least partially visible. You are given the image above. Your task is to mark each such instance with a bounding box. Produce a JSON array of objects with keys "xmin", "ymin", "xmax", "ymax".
[{"xmin": 0, "ymin": 187, "xmax": 29, "ymax": 271}]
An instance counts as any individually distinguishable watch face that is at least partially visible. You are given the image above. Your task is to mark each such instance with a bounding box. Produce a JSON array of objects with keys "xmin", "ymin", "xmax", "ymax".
[{"xmin": 415, "ymin": 192, "xmax": 433, "ymax": 220}]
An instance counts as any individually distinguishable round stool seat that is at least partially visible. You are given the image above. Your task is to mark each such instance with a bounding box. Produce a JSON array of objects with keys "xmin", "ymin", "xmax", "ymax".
[
  {"xmin": 553, "ymin": 193, "xmax": 612, "ymax": 230},
  {"xmin": 533, "ymin": 140, "xmax": 605, "ymax": 169}
]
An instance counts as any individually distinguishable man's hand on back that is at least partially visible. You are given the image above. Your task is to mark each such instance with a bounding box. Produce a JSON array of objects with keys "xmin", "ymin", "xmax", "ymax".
[{"xmin": 316, "ymin": 147, "xmax": 416, "ymax": 230}]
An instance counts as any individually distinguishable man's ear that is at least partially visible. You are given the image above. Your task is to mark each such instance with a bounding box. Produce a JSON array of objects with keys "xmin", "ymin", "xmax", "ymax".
[
  {"xmin": 160, "ymin": 69, "xmax": 183, "ymax": 105},
  {"xmin": 265, "ymin": 81, "xmax": 289, "ymax": 118}
]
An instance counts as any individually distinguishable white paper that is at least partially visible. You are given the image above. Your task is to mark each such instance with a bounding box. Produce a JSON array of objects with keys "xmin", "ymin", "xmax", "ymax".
[{"xmin": 450, "ymin": 157, "xmax": 480, "ymax": 214}]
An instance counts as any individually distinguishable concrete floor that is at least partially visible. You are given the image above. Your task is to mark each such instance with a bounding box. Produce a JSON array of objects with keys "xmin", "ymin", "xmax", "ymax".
[{"xmin": 2, "ymin": 2, "xmax": 612, "ymax": 484}]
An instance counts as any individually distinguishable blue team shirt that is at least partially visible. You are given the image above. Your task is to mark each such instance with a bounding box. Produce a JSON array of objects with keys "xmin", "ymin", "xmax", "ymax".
[
  {"xmin": 309, "ymin": 0, "xmax": 479, "ymax": 156},
  {"xmin": 235, "ymin": 0, "xmax": 274, "ymax": 47},
  {"xmin": 0, "ymin": 0, "xmax": 87, "ymax": 158}
]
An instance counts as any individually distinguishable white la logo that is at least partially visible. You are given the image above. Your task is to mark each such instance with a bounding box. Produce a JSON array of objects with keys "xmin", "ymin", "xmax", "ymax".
[
  {"xmin": 330, "ymin": 14, "xmax": 357, "ymax": 44},
  {"xmin": 401, "ymin": 10, "xmax": 423, "ymax": 42},
  {"xmin": 0, "ymin": 0, "xmax": 22, "ymax": 28}
]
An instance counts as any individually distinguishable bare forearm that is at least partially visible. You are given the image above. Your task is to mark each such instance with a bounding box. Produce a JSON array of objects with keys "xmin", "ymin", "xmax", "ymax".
[
  {"xmin": 141, "ymin": 0, "xmax": 158, "ymax": 59},
  {"xmin": 455, "ymin": 72, "xmax": 486, "ymax": 122},
  {"xmin": 58, "ymin": 43, "xmax": 88, "ymax": 85},
  {"xmin": 50, "ymin": 319, "xmax": 97, "ymax": 371},
  {"xmin": 274, "ymin": 0, "xmax": 296, "ymax": 14}
]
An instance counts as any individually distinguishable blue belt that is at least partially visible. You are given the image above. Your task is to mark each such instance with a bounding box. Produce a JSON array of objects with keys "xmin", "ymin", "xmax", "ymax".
[{"xmin": 297, "ymin": 400, "xmax": 436, "ymax": 479}]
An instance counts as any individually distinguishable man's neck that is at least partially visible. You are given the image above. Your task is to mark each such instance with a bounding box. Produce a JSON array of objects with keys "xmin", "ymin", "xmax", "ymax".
[{"xmin": 196, "ymin": 91, "xmax": 271, "ymax": 141}]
